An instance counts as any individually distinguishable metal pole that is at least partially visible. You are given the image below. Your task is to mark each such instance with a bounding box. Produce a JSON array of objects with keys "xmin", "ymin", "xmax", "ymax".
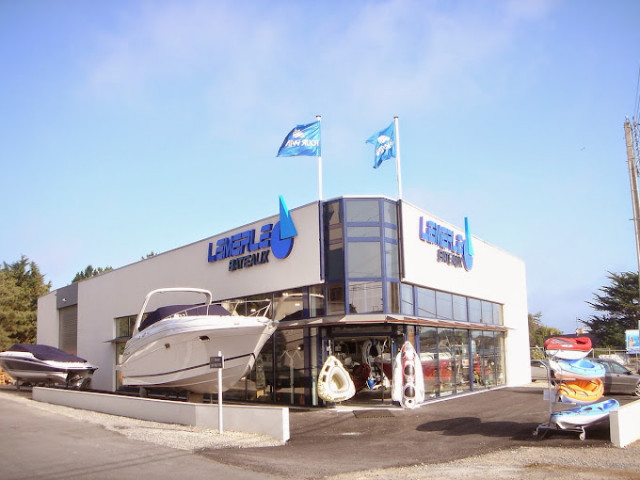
[
  {"xmin": 316, "ymin": 115, "xmax": 322, "ymax": 201},
  {"xmin": 218, "ymin": 350, "xmax": 223, "ymax": 434},
  {"xmin": 394, "ymin": 116, "xmax": 403, "ymax": 200},
  {"xmin": 625, "ymin": 119, "xmax": 640, "ymax": 313}
]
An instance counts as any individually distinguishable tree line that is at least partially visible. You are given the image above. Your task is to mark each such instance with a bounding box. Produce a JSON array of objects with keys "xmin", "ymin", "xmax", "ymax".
[{"xmin": 0, "ymin": 255, "xmax": 638, "ymax": 351}]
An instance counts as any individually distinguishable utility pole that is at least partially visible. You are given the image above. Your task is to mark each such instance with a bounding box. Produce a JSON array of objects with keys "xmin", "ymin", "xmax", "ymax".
[{"xmin": 624, "ymin": 117, "xmax": 640, "ymax": 332}]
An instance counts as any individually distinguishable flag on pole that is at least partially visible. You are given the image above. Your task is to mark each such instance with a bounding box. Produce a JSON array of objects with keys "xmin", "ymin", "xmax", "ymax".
[
  {"xmin": 366, "ymin": 122, "xmax": 396, "ymax": 168},
  {"xmin": 277, "ymin": 121, "xmax": 321, "ymax": 157}
]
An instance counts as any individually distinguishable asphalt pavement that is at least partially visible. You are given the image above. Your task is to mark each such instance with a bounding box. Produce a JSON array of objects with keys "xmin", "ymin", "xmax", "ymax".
[{"xmin": 0, "ymin": 385, "xmax": 635, "ymax": 480}]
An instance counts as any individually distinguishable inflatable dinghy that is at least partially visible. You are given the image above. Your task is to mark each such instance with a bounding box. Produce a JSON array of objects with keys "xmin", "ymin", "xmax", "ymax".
[
  {"xmin": 556, "ymin": 379, "xmax": 604, "ymax": 405},
  {"xmin": 544, "ymin": 336, "xmax": 592, "ymax": 360},
  {"xmin": 392, "ymin": 341, "xmax": 425, "ymax": 409},
  {"xmin": 550, "ymin": 399, "xmax": 619, "ymax": 429},
  {"xmin": 317, "ymin": 355, "xmax": 356, "ymax": 403}
]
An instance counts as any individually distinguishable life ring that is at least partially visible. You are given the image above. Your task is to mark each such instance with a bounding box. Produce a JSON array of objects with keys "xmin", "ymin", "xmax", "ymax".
[{"xmin": 317, "ymin": 356, "xmax": 356, "ymax": 403}]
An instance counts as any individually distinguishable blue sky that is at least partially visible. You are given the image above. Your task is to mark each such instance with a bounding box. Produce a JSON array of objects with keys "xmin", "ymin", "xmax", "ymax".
[{"xmin": 1, "ymin": 0, "xmax": 639, "ymax": 334}]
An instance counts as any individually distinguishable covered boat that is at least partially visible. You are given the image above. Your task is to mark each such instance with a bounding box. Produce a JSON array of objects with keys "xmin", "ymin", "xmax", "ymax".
[
  {"xmin": 118, "ymin": 288, "xmax": 277, "ymax": 395},
  {"xmin": 0, "ymin": 344, "xmax": 97, "ymax": 389},
  {"xmin": 544, "ymin": 336, "xmax": 592, "ymax": 360},
  {"xmin": 550, "ymin": 398, "xmax": 619, "ymax": 429}
]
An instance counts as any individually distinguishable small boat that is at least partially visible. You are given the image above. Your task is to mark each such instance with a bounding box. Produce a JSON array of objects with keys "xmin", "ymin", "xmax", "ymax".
[
  {"xmin": 317, "ymin": 355, "xmax": 356, "ymax": 402},
  {"xmin": 0, "ymin": 344, "xmax": 97, "ymax": 389},
  {"xmin": 550, "ymin": 398, "xmax": 619, "ymax": 429},
  {"xmin": 548, "ymin": 357, "xmax": 605, "ymax": 381},
  {"xmin": 118, "ymin": 288, "xmax": 277, "ymax": 395},
  {"xmin": 392, "ymin": 341, "xmax": 425, "ymax": 409},
  {"xmin": 544, "ymin": 336, "xmax": 592, "ymax": 360},
  {"xmin": 556, "ymin": 379, "xmax": 604, "ymax": 405}
]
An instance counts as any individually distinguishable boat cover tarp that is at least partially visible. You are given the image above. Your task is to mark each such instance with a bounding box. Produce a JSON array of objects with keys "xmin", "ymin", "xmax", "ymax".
[
  {"xmin": 7, "ymin": 344, "xmax": 89, "ymax": 363},
  {"xmin": 139, "ymin": 304, "xmax": 231, "ymax": 331}
]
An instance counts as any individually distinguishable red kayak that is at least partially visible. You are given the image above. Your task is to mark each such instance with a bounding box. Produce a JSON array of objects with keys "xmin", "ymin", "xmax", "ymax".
[{"xmin": 544, "ymin": 336, "xmax": 592, "ymax": 360}]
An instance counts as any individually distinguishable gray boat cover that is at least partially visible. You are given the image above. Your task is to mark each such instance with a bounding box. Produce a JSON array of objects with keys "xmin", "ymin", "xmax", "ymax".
[{"xmin": 7, "ymin": 344, "xmax": 90, "ymax": 363}]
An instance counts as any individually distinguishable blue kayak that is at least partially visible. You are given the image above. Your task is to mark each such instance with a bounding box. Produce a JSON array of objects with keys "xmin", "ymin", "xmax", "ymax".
[
  {"xmin": 548, "ymin": 357, "xmax": 605, "ymax": 380},
  {"xmin": 551, "ymin": 399, "xmax": 619, "ymax": 428}
]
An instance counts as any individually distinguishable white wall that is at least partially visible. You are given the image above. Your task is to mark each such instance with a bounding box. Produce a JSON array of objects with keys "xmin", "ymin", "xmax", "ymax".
[
  {"xmin": 38, "ymin": 202, "xmax": 322, "ymax": 391},
  {"xmin": 400, "ymin": 202, "xmax": 530, "ymax": 386}
]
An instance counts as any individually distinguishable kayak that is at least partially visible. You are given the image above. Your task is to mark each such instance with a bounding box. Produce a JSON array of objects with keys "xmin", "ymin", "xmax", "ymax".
[
  {"xmin": 544, "ymin": 336, "xmax": 592, "ymax": 360},
  {"xmin": 556, "ymin": 379, "xmax": 604, "ymax": 405},
  {"xmin": 551, "ymin": 399, "xmax": 619, "ymax": 429},
  {"xmin": 548, "ymin": 358, "xmax": 605, "ymax": 381}
]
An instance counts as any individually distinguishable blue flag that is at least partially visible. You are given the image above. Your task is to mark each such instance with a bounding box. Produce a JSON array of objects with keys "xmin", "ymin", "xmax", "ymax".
[
  {"xmin": 366, "ymin": 122, "xmax": 396, "ymax": 168},
  {"xmin": 277, "ymin": 121, "xmax": 321, "ymax": 157}
]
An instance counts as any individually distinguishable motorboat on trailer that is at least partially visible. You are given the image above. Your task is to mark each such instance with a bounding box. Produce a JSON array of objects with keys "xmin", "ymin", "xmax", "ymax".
[
  {"xmin": 117, "ymin": 287, "xmax": 277, "ymax": 395},
  {"xmin": 0, "ymin": 344, "xmax": 97, "ymax": 389}
]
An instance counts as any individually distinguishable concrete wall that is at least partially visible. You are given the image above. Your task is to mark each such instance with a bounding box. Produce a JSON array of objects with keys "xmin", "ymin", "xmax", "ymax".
[
  {"xmin": 33, "ymin": 387, "xmax": 290, "ymax": 442},
  {"xmin": 610, "ymin": 398, "xmax": 640, "ymax": 448}
]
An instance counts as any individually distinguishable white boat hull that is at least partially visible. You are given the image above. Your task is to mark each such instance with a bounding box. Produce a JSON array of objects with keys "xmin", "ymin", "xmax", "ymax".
[
  {"xmin": 0, "ymin": 351, "xmax": 96, "ymax": 387},
  {"xmin": 119, "ymin": 315, "xmax": 277, "ymax": 394}
]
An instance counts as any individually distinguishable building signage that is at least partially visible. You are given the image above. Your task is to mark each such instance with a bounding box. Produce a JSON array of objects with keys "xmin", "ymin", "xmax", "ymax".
[
  {"xmin": 207, "ymin": 196, "xmax": 297, "ymax": 272},
  {"xmin": 418, "ymin": 216, "xmax": 474, "ymax": 271}
]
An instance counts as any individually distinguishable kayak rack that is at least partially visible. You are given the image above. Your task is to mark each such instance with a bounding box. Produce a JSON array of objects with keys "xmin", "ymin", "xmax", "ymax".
[{"xmin": 533, "ymin": 349, "xmax": 588, "ymax": 441}]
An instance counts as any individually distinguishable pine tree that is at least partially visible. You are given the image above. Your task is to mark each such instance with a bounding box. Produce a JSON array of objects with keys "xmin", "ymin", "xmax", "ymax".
[
  {"xmin": 0, "ymin": 256, "xmax": 51, "ymax": 350},
  {"xmin": 585, "ymin": 271, "xmax": 640, "ymax": 348}
]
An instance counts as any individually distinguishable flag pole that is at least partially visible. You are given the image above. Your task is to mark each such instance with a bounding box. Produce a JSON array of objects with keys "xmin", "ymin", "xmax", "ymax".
[
  {"xmin": 394, "ymin": 116, "xmax": 403, "ymax": 200},
  {"xmin": 316, "ymin": 115, "xmax": 323, "ymax": 201}
]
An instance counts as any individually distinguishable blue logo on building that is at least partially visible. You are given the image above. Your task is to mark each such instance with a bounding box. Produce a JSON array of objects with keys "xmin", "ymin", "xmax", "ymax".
[
  {"xmin": 418, "ymin": 216, "xmax": 474, "ymax": 271},
  {"xmin": 208, "ymin": 196, "xmax": 297, "ymax": 271}
]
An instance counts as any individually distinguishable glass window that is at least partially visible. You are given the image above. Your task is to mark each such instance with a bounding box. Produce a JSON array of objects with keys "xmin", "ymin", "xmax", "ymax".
[
  {"xmin": 348, "ymin": 281, "xmax": 383, "ymax": 313},
  {"xmin": 324, "ymin": 200, "xmax": 342, "ymax": 226},
  {"xmin": 438, "ymin": 328, "xmax": 455, "ymax": 397},
  {"xmin": 346, "ymin": 199, "xmax": 380, "ymax": 223},
  {"xmin": 274, "ymin": 289, "xmax": 304, "ymax": 322},
  {"xmin": 309, "ymin": 285, "xmax": 325, "ymax": 317},
  {"xmin": 274, "ymin": 329, "xmax": 306, "ymax": 406},
  {"xmin": 401, "ymin": 284, "xmax": 414, "ymax": 315},
  {"xmin": 347, "ymin": 242, "xmax": 381, "ymax": 278},
  {"xmin": 436, "ymin": 291, "xmax": 453, "ymax": 320},
  {"xmin": 383, "ymin": 201, "xmax": 397, "ymax": 225},
  {"xmin": 347, "ymin": 226, "xmax": 380, "ymax": 238},
  {"xmin": 326, "ymin": 242, "xmax": 344, "ymax": 281},
  {"xmin": 453, "ymin": 329, "xmax": 471, "ymax": 393},
  {"xmin": 387, "ymin": 282, "xmax": 400, "ymax": 313},
  {"xmin": 419, "ymin": 327, "xmax": 439, "ymax": 398},
  {"xmin": 417, "ymin": 287, "xmax": 436, "ymax": 317},
  {"xmin": 384, "ymin": 227, "xmax": 397, "ymax": 240},
  {"xmin": 493, "ymin": 303, "xmax": 503, "ymax": 325},
  {"xmin": 481, "ymin": 301, "xmax": 494, "ymax": 323},
  {"xmin": 468, "ymin": 298, "xmax": 482, "ymax": 323},
  {"xmin": 452, "ymin": 295, "xmax": 467, "ymax": 322},
  {"xmin": 327, "ymin": 283, "xmax": 345, "ymax": 315},
  {"xmin": 385, "ymin": 242, "xmax": 399, "ymax": 279},
  {"xmin": 116, "ymin": 315, "xmax": 136, "ymax": 337}
]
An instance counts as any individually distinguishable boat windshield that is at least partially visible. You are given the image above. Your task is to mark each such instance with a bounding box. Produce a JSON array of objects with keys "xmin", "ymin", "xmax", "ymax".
[{"xmin": 138, "ymin": 304, "xmax": 231, "ymax": 331}]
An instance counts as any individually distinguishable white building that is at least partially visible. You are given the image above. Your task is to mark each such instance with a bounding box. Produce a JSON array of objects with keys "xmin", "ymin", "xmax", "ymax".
[{"xmin": 38, "ymin": 196, "xmax": 529, "ymax": 406}]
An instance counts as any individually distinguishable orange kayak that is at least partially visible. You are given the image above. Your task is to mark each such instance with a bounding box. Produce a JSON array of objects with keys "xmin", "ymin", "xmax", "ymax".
[{"xmin": 557, "ymin": 379, "xmax": 604, "ymax": 405}]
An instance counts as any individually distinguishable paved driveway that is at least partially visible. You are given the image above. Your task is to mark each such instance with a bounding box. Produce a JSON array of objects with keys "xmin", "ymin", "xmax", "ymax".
[{"xmin": 199, "ymin": 386, "xmax": 627, "ymax": 478}]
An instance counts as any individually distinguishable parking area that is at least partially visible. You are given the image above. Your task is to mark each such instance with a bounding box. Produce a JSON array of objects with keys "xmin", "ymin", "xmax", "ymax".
[
  {"xmin": 199, "ymin": 386, "xmax": 636, "ymax": 478},
  {"xmin": 1, "ymin": 384, "xmax": 638, "ymax": 480}
]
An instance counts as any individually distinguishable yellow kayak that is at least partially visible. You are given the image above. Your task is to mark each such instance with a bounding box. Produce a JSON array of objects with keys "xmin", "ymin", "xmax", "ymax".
[{"xmin": 557, "ymin": 379, "xmax": 604, "ymax": 405}]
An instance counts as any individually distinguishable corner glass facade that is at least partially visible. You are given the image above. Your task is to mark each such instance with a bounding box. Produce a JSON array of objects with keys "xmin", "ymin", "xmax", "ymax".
[{"xmin": 113, "ymin": 196, "xmax": 508, "ymax": 406}]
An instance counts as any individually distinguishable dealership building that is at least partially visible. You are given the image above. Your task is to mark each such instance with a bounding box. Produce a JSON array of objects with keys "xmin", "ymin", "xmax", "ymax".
[{"xmin": 37, "ymin": 196, "xmax": 529, "ymax": 407}]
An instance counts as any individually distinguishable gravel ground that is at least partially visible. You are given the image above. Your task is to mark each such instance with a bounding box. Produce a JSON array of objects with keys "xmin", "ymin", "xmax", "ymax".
[
  {"xmin": 0, "ymin": 390, "xmax": 283, "ymax": 450},
  {"xmin": 3, "ymin": 389, "xmax": 640, "ymax": 479}
]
